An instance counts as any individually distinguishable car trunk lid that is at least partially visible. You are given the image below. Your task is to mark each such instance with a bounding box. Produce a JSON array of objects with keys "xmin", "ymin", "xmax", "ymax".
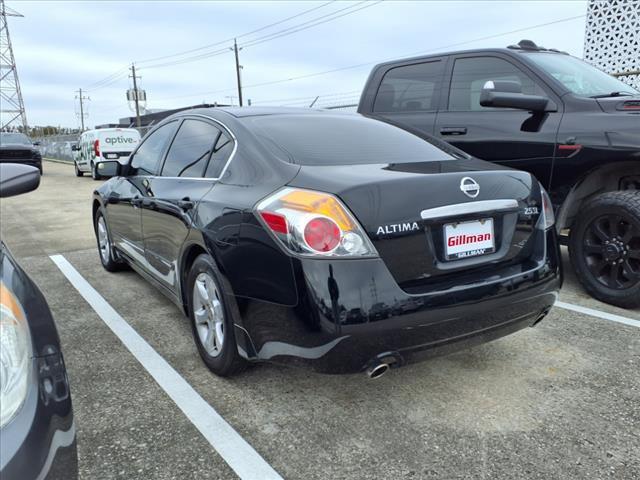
[{"xmin": 288, "ymin": 159, "xmax": 543, "ymax": 292}]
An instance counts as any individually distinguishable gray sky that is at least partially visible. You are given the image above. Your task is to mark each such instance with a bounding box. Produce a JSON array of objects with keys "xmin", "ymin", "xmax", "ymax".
[{"xmin": 7, "ymin": 0, "xmax": 588, "ymax": 128}]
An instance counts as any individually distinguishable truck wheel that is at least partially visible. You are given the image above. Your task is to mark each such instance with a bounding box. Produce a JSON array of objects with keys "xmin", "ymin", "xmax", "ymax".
[
  {"xmin": 569, "ymin": 191, "xmax": 640, "ymax": 308},
  {"xmin": 74, "ymin": 162, "xmax": 83, "ymax": 177}
]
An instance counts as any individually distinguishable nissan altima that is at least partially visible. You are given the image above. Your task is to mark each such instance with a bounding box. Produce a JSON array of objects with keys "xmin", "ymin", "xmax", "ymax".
[{"xmin": 92, "ymin": 107, "xmax": 561, "ymax": 377}]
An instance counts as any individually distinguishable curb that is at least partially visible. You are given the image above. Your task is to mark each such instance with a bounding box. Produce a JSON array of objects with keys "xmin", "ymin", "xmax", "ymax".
[{"xmin": 44, "ymin": 158, "xmax": 73, "ymax": 164}]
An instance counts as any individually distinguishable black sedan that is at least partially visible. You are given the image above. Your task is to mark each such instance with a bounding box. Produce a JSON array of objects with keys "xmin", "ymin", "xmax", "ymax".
[
  {"xmin": 0, "ymin": 164, "xmax": 77, "ymax": 479},
  {"xmin": 92, "ymin": 107, "xmax": 561, "ymax": 377},
  {"xmin": 0, "ymin": 133, "xmax": 43, "ymax": 174}
]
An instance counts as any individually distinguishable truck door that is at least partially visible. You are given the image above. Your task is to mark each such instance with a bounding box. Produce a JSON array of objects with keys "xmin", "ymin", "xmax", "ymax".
[
  {"xmin": 434, "ymin": 54, "xmax": 562, "ymax": 189},
  {"xmin": 363, "ymin": 57, "xmax": 447, "ymax": 136}
]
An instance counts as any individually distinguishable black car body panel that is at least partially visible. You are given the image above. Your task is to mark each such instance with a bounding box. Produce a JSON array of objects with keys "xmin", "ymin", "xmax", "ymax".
[
  {"xmin": 0, "ymin": 243, "xmax": 77, "ymax": 480},
  {"xmin": 93, "ymin": 107, "xmax": 561, "ymax": 374},
  {"xmin": 357, "ymin": 46, "xmax": 640, "ymax": 229}
]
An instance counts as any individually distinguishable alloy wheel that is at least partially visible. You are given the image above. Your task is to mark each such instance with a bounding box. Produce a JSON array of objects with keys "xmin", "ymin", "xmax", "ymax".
[
  {"xmin": 192, "ymin": 272, "xmax": 225, "ymax": 357},
  {"xmin": 582, "ymin": 213, "xmax": 640, "ymax": 289},
  {"xmin": 97, "ymin": 216, "xmax": 110, "ymax": 264}
]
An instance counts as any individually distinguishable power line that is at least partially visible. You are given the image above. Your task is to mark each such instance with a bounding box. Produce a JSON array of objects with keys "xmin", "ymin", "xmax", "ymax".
[
  {"xmin": 240, "ymin": 1, "xmax": 379, "ymax": 49},
  {"xmin": 84, "ymin": 66, "xmax": 130, "ymax": 91},
  {"xmin": 138, "ymin": 47, "xmax": 231, "ymax": 70},
  {"xmin": 135, "ymin": 0, "xmax": 337, "ymax": 65},
  {"xmin": 151, "ymin": 13, "xmax": 586, "ymax": 103},
  {"xmin": 136, "ymin": 0, "xmax": 380, "ymax": 71},
  {"xmin": 252, "ymin": 90, "xmax": 362, "ymax": 104}
]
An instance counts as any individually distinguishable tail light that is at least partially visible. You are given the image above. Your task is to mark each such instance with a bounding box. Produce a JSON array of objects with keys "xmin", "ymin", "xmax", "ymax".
[
  {"xmin": 538, "ymin": 185, "xmax": 555, "ymax": 230},
  {"xmin": 256, "ymin": 187, "xmax": 377, "ymax": 257},
  {"xmin": 93, "ymin": 140, "xmax": 100, "ymax": 158}
]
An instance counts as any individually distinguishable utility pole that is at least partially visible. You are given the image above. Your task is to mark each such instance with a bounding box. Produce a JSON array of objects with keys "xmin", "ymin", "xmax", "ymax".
[
  {"xmin": 129, "ymin": 63, "xmax": 141, "ymax": 127},
  {"xmin": 75, "ymin": 88, "xmax": 89, "ymax": 131},
  {"xmin": 232, "ymin": 39, "xmax": 243, "ymax": 107},
  {"xmin": 0, "ymin": 0, "xmax": 27, "ymax": 131}
]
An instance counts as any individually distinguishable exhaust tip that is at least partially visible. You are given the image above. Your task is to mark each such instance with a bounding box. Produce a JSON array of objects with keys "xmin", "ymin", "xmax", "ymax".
[{"xmin": 367, "ymin": 362, "xmax": 389, "ymax": 379}]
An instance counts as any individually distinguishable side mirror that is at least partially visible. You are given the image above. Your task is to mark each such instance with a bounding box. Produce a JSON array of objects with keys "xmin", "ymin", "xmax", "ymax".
[
  {"xmin": 0, "ymin": 164, "xmax": 40, "ymax": 198},
  {"xmin": 32, "ymin": 141, "xmax": 41, "ymax": 146},
  {"xmin": 480, "ymin": 80, "xmax": 550, "ymax": 112},
  {"xmin": 71, "ymin": 144, "xmax": 79, "ymax": 151},
  {"xmin": 95, "ymin": 161, "xmax": 121, "ymax": 178}
]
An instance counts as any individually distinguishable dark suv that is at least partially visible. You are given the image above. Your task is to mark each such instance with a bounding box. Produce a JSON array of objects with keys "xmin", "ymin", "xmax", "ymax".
[
  {"xmin": 358, "ymin": 40, "xmax": 640, "ymax": 308},
  {"xmin": 0, "ymin": 132, "xmax": 43, "ymax": 174}
]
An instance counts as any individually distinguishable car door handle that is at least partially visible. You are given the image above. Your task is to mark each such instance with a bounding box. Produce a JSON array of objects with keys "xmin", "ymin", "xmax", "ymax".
[
  {"xmin": 177, "ymin": 198, "xmax": 194, "ymax": 211},
  {"xmin": 440, "ymin": 127, "xmax": 467, "ymax": 136},
  {"xmin": 131, "ymin": 196, "xmax": 142, "ymax": 207}
]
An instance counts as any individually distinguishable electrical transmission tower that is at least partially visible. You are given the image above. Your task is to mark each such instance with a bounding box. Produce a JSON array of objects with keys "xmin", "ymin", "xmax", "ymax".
[{"xmin": 0, "ymin": 0, "xmax": 27, "ymax": 131}]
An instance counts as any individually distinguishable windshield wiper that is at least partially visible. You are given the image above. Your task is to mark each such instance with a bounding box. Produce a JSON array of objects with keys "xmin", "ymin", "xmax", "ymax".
[{"xmin": 590, "ymin": 91, "xmax": 636, "ymax": 99}]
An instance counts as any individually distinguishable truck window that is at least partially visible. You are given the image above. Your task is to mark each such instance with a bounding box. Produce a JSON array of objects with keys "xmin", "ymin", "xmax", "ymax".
[
  {"xmin": 448, "ymin": 57, "xmax": 543, "ymax": 111},
  {"xmin": 373, "ymin": 61, "xmax": 444, "ymax": 113}
]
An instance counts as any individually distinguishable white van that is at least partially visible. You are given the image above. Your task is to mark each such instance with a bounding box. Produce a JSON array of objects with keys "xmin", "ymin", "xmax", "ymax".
[{"xmin": 74, "ymin": 128, "xmax": 141, "ymax": 179}]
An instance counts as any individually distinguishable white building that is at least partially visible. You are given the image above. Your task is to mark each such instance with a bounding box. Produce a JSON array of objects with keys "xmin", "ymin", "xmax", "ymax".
[{"xmin": 583, "ymin": 0, "xmax": 640, "ymax": 90}]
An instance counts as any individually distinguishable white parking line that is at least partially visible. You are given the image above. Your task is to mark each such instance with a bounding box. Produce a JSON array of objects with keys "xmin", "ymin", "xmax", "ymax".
[
  {"xmin": 50, "ymin": 254, "xmax": 283, "ymax": 480},
  {"xmin": 556, "ymin": 301, "xmax": 640, "ymax": 328}
]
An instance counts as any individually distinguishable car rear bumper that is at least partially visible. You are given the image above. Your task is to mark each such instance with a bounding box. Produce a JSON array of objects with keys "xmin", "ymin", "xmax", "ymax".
[
  {"xmin": 0, "ymin": 355, "xmax": 78, "ymax": 480},
  {"xmin": 234, "ymin": 229, "xmax": 561, "ymax": 374}
]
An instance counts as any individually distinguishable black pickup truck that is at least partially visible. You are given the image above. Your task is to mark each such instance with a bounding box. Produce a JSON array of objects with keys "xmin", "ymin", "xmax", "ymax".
[{"xmin": 358, "ymin": 40, "xmax": 640, "ymax": 308}]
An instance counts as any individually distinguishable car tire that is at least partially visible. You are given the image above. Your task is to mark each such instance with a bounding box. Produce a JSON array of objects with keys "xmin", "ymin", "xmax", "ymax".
[
  {"xmin": 569, "ymin": 191, "xmax": 640, "ymax": 308},
  {"xmin": 187, "ymin": 254, "xmax": 247, "ymax": 377},
  {"xmin": 74, "ymin": 162, "xmax": 83, "ymax": 177},
  {"xmin": 94, "ymin": 209, "xmax": 122, "ymax": 272},
  {"xmin": 91, "ymin": 162, "xmax": 101, "ymax": 181}
]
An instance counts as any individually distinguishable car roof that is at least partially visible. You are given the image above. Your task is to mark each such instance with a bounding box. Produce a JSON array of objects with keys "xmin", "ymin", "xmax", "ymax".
[{"xmin": 182, "ymin": 106, "xmax": 338, "ymax": 119}]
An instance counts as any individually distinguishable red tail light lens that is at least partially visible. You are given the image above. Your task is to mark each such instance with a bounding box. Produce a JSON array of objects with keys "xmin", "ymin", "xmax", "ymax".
[
  {"xmin": 93, "ymin": 140, "xmax": 100, "ymax": 157},
  {"xmin": 256, "ymin": 187, "xmax": 377, "ymax": 258},
  {"xmin": 260, "ymin": 211, "xmax": 288, "ymax": 234},
  {"xmin": 304, "ymin": 217, "xmax": 341, "ymax": 252}
]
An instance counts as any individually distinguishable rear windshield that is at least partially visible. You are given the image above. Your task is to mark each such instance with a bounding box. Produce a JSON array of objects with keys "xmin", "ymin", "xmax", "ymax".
[{"xmin": 249, "ymin": 114, "xmax": 454, "ymax": 165}]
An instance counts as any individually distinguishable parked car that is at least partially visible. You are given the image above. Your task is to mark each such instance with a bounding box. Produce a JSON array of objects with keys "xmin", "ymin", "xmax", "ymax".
[
  {"xmin": 74, "ymin": 127, "xmax": 141, "ymax": 179},
  {"xmin": 0, "ymin": 132, "xmax": 43, "ymax": 174},
  {"xmin": 91, "ymin": 107, "xmax": 561, "ymax": 377},
  {"xmin": 0, "ymin": 164, "xmax": 78, "ymax": 480},
  {"xmin": 358, "ymin": 39, "xmax": 640, "ymax": 308}
]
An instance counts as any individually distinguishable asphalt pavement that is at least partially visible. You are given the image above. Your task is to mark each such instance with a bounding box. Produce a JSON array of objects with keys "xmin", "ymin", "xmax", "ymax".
[{"xmin": 1, "ymin": 160, "xmax": 638, "ymax": 479}]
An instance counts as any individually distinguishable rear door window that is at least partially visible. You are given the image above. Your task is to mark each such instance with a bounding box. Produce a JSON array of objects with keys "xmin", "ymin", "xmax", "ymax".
[
  {"xmin": 161, "ymin": 119, "xmax": 219, "ymax": 178},
  {"xmin": 448, "ymin": 57, "xmax": 545, "ymax": 111},
  {"xmin": 373, "ymin": 60, "xmax": 444, "ymax": 112},
  {"xmin": 204, "ymin": 131, "xmax": 235, "ymax": 178},
  {"xmin": 130, "ymin": 121, "xmax": 178, "ymax": 176}
]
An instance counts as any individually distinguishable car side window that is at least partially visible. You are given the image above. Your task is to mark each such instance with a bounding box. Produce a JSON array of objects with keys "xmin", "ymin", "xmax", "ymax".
[
  {"xmin": 373, "ymin": 61, "xmax": 444, "ymax": 113},
  {"xmin": 448, "ymin": 57, "xmax": 545, "ymax": 112},
  {"xmin": 161, "ymin": 119, "xmax": 220, "ymax": 178},
  {"xmin": 204, "ymin": 130, "xmax": 234, "ymax": 178},
  {"xmin": 130, "ymin": 121, "xmax": 178, "ymax": 176}
]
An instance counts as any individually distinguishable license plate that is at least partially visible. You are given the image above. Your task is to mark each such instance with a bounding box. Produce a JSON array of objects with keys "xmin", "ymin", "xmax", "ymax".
[
  {"xmin": 105, "ymin": 153, "xmax": 118, "ymax": 159},
  {"xmin": 444, "ymin": 218, "xmax": 495, "ymax": 260}
]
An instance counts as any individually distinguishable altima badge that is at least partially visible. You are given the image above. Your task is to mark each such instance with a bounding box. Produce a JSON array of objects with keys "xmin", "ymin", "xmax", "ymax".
[
  {"xmin": 460, "ymin": 177, "xmax": 480, "ymax": 198},
  {"xmin": 376, "ymin": 222, "xmax": 420, "ymax": 236}
]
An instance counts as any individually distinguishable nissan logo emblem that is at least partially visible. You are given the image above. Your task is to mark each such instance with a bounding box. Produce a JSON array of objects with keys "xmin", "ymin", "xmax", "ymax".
[{"xmin": 460, "ymin": 177, "xmax": 480, "ymax": 198}]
